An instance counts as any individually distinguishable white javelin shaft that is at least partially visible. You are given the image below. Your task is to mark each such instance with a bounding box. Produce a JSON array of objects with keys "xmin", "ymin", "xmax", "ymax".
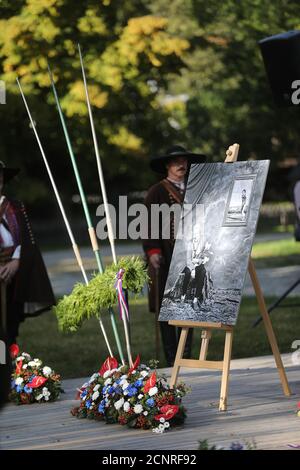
[{"xmin": 78, "ymin": 44, "xmax": 117, "ymax": 265}]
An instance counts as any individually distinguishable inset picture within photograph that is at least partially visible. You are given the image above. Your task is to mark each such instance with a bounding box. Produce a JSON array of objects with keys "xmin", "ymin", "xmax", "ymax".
[{"xmin": 222, "ymin": 175, "xmax": 256, "ymax": 226}]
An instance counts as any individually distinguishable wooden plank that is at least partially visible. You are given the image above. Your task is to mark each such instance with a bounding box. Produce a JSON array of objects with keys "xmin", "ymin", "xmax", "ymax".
[
  {"xmin": 177, "ymin": 359, "xmax": 223, "ymax": 370},
  {"xmin": 168, "ymin": 320, "xmax": 232, "ymax": 330}
]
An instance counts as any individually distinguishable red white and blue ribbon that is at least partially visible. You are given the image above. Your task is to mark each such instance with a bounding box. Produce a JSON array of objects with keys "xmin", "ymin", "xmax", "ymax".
[{"xmin": 115, "ymin": 269, "xmax": 129, "ymax": 321}]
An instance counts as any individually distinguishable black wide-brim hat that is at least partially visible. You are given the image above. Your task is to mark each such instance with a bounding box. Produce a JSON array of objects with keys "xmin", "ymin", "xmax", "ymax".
[
  {"xmin": 150, "ymin": 145, "xmax": 207, "ymax": 174},
  {"xmin": 0, "ymin": 161, "xmax": 20, "ymax": 183}
]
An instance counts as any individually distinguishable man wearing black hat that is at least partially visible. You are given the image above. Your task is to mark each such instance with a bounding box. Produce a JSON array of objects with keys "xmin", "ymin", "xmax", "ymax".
[
  {"xmin": 143, "ymin": 145, "xmax": 206, "ymax": 366},
  {"xmin": 0, "ymin": 161, "xmax": 55, "ymax": 345}
]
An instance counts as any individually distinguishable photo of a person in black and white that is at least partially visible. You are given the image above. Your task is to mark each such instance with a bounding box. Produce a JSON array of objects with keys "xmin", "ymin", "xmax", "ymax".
[
  {"xmin": 223, "ymin": 176, "xmax": 255, "ymax": 226},
  {"xmin": 166, "ymin": 241, "xmax": 213, "ymax": 311}
]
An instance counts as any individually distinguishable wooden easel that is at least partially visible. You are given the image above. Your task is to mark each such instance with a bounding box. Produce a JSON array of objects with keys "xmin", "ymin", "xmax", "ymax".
[{"xmin": 169, "ymin": 143, "xmax": 291, "ymax": 411}]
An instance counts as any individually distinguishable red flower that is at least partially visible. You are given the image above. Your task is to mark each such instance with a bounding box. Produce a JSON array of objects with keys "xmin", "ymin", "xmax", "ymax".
[
  {"xmin": 128, "ymin": 355, "xmax": 141, "ymax": 375},
  {"xmin": 9, "ymin": 344, "xmax": 19, "ymax": 359},
  {"xmin": 144, "ymin": 372, "xmax": 156, "ymax": 393},
  {"xmin": 297, "ymin": 401, "xmax": 300, "ymax": 410},
  {"xmin": 99, "ymin": 357, "xmax": 118, "ymax": 376},
  {"xmin": 15, "ymin": 359, "xmax": 23, "ymax": 375},
  {"xmin": 154, "ymin": 405, "xmax": 179, "ymax": 421},
  {"xmin": 27, "ymin": 376, "xmax": 48, "ymax": 389}
]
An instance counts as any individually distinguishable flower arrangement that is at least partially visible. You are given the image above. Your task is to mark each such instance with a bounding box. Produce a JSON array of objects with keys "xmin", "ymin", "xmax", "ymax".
[
  {"xmin": 71, "ymin": 357, "xmax": 189, "ymax": 433},
  {"xmin": 9, "ymin": 344, "xmax": 63, "ymax": 405}
]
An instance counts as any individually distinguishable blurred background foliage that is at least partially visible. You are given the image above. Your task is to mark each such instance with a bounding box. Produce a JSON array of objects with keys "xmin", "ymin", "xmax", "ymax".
[{"xmin": 1, "ymin": 0, "xmax": 300, "ymax": 218}]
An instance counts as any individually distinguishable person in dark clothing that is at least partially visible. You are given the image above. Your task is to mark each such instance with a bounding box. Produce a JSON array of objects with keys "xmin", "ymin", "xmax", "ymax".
[
  {"xmin": 0, "ymin": 161, "xmax": 55, "ymax": 345},
  {"xmin": 143, "ymin": 145, "xmax": 206, "ymax": 366}
]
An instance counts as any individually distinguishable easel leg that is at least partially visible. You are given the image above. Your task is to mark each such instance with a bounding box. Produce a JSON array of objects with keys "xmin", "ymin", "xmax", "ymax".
[
  {"xmin": 1, "ymin": 282, "xmax": 7, "ymax": 334},
  {"xmin": 169, "ymin": 327, "xmax": 189, "ymax": 388},
  {"xmin": 248, "ymin": 258, "xmax": 291, "ymax": 396},
  {"xmin": 219, "ymin": 329, "xmax": 233, "ymax": 411},
  {"xmin": 199, "ymin": 330, "xmax": 211, "ymax": 360}
]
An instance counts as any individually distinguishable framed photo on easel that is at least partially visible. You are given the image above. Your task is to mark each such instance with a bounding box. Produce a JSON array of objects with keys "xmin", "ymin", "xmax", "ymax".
[{"xmin": 159, "ymin": 160, "xmax": 269, "ymax": 326}]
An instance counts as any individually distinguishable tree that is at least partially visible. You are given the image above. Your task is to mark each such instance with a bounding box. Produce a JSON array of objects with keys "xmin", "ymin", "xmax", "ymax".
[{"xmin": 0, "ymin": 0, "xmax": 189, "ymax": 211}]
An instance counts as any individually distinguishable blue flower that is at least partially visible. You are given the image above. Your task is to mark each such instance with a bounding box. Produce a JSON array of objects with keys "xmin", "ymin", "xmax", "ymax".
[
  {"xmin": 98, "ymin": 399, "xmax": 106, "ymax": 413},
  {"xmin": 146, "ymin": 398, "xmax": 155, "ymax": 407},
  {"xmin": 16, "ymin": 385, "xmax": 23, "ymax": 393},
  {"xmin": 80, "ymin": 389, "xmax": 88, "ymax": 399},
  {"xmin": 24, "ymin": 385, "xmax": 33, "ymax": 395},
  {"xmin": 107, "ymin": 386, "xmax": 115, "ymax": 395},
  {"xmin": 85, "ymin": 399, "xmax": 92, "ymax": 409},
  {"xmin": 127, "ymin": 386, "xmax": 138, "ymax": 397},
  {"xmin": 102, "ymin": 385, "xmax": 108, "ymax": 395},
  {"xmin": 134, "ymin": 379, "xmax": 143, "ymax": 388},
  {"xmin": 115, "ymin": 379, "xmax": 121, "ymax": 385}
]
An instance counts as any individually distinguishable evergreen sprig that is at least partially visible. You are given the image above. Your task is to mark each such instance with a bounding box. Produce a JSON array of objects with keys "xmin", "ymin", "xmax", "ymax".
[{"xmin": 54, "ymin": 256, "xmax": 148, "ymax": 333}]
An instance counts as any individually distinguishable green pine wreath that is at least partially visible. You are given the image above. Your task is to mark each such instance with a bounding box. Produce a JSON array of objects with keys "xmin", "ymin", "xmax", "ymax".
[{"xmin": 54, "ymin": 256, "xmax": 149, "ymax": 332}]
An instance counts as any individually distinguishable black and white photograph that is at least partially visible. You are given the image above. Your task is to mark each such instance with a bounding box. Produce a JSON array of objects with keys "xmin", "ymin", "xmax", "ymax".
[
  {"xmin": 222, "ymin": 175, "xmax": 256, "ymax": 226},
  {"xmin": 159, "ymin": 160, "xmax": 270, "ymax": 325}
]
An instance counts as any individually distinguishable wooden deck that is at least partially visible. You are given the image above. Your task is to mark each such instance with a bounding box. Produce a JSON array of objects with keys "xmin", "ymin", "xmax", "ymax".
[{"xmin": 1, "ymin": 354, "xmax": 300, "ymax": 450}]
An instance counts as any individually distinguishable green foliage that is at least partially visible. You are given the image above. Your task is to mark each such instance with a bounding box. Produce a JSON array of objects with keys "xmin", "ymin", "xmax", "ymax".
[
  {"xmin": 0, "ymin": 0, "xmax": 189, "ymax": 208},
  {"xmin": 54, "ymin": 256, "xmax": 148, "ymax": 332}
]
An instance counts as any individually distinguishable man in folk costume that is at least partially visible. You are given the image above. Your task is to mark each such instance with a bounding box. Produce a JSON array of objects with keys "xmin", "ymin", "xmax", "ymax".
[
  {"xmin": 143, "ymin": 145, "xmax": 206, "ymax": 366},
  {"xmin": 0, "ymin": 161, "xmax": 55, "ymax": 345}
]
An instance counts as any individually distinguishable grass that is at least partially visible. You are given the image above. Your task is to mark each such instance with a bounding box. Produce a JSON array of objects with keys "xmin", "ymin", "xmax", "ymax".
[
  {"xmin": 252, "ymin": 238, "xmax": 300, "ymax": 268},
  {"xmin": 18, "ymin": 296, "xmax": 300, "ymax": 379}
]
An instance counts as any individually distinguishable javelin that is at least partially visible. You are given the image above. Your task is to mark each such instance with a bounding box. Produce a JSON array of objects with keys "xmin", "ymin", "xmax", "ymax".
[
  {"xmin": 47, "ymin": 64, "xmax": 125, "ymax": 364},
  {"xmin": 16, "ymin": 77, "xmax": 113, "ymax": 357},
  {"xmin": 78, "ymin": 44, "xmax": 133, "ymax": 366}
]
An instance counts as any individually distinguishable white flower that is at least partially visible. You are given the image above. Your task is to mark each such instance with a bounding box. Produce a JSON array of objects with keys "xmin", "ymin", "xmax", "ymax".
[
  {"xmin": 42, "ymin": 366, "xmax": 52, "ymax": 377},
  {"xmin": 134, "ymin": 404, "xmax": 143, "ymax": 414},
  {"xmin": 164, "ymin": 422, "xmax": 170, "ymax": 429},
  {"xmin": 21, "ymin": 353, "xmax": 31, "ymax": 359},
  {"xmin": 123, "ymin": 401, "xmax": 130, "ymax": 412},
  {"xmin": 159, "ymin": 417, "xmax": 165, "ymax": 424},
  {"xmin": 122, "ymin": 380, "xmax": 129, "ymax": 390},
  {"xmin": 42, "ymin": 387, "xmax": 51, "ymax": 401},
  {"xmin": 92, "ymin": 391, "xmax": 100, "ymax": 401},
  {"xmin": 36, "ymin": 394, "xmax": 43, "ymax": 401},
  {"xmin": 89, "ymin": 373, "xmax": 99, "ymax": 383},
  {"xmin": 103, "ymin": 368, "xmax": 117, "ymax": 379},
  {"xmin": 120, "ymin": 374, "xmax": 128, "ymax": 380},
  {"xmin": 15, "ymin": 377, "xmax": 24, "ymax": 385},
  {"xmin": 104, "ymin": 378, "xmax": 112, "ymax": 386},
  {"xmin": 159, "ymin": 424, "xmax": 165, "ymax": 432},
  {"xmin": 93, "ymin": 384, "xmax": 100, "ymax": 392},
  {"xmin": 22, "ymin": 364, "xmax": 28, "ymax": 370},
  {"xmin": 140, "ymin": 371, "xmax": 148, "ymax": 378},
  {"xmin": 114, "ymin": 398, "xmax": 124, "ymax": 410},
  {"xmin": 143, "ymin": 411, "xmax": 148, "ymax": 416},
  {"xmin": 28, "ymin": 361, "xmax": 37, "ymax": 368},
  {"xmin": 138, "ymin": 394, "xmax": 143, "ymax": 399},
  {"xmin": 123, "ymin": 390, "xmax": 128, "ymax": 396},
  {"xmin": 16, "ymin": 356, "xmax": 23, "ymax": 362},
  {"xmin": 34, "ymin": 359, "xmax": 42, "ymax": 367},
  {"xmin": 149, "ymin": 386, "xmax": 158, "ymax": 397},
  {"xmin": 131, "ymin": 370, "xmax": 137, "ymax": 375}
]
